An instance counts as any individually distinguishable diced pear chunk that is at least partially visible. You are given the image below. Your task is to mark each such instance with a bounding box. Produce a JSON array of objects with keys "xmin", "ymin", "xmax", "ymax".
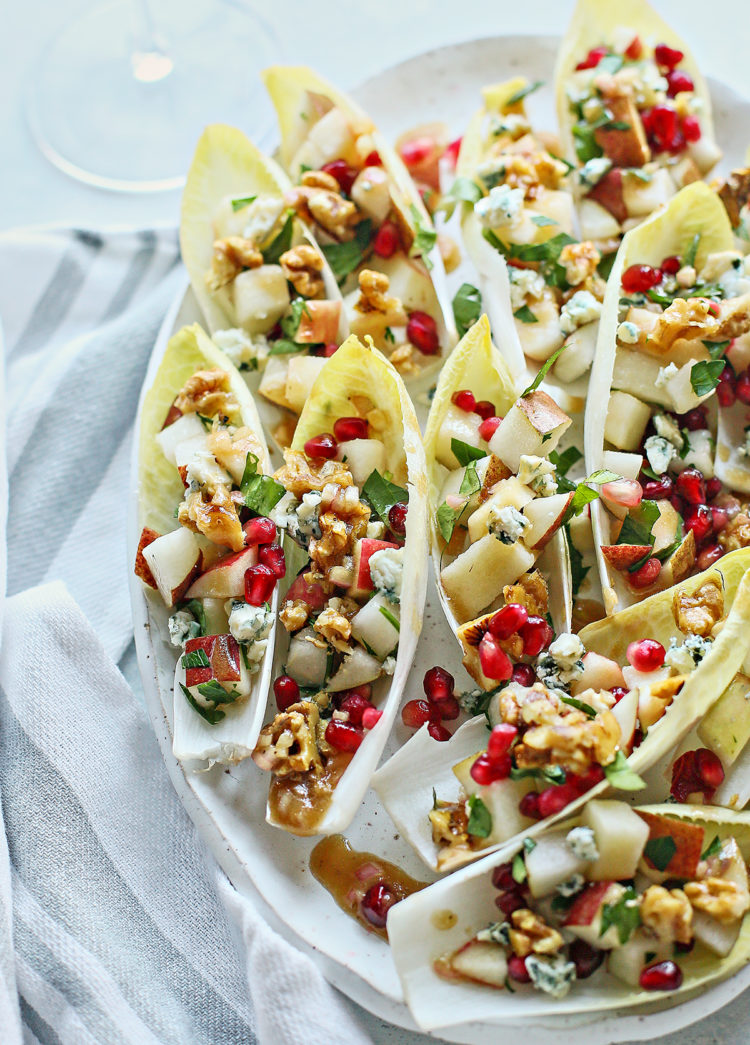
[
  {"xmin": 579, "ymin": 198, "xmax": 621, "ymax": 241},
  {"xmin": 522, "ymin": 491, "xmax": 574, "ymax": 550},
  {"xmin": 603, "ymin": 450, "xmax": 642, "ymax": 481},
  {"xmin": 554, "ymin": 322, "xmax": 598, "ymax": 383},
  {"xmin": 489, "ymin": 391, "xmax": 571, "ymax": 472},
  {"xmin": 525, "ymin": 830, "xmax": 588, "ymax": 898},
  {"xmin": 449, "ymin": 940, "xmax": 508, "ymax": 987},
  {"xmin": 665, "ymin": 361, "xmax": 715, "ymax": 414},
  {"xmin": 350, "ymin": 167, "xmax": 392, "ymax": 224},
  {"xmin": 604, "ymin": 391, "xmax": 651, "ymax": 452},
  {"xmin": 612, "ymin": 348, "xmax": 672, "ymax": 407},
  {"xmin": 350, "ymin": 593, "xmax": 399, "ymax": 659},
  {"xmin": 692, "ymin": 910, "xmax": 742, "ymax": 957},
  {"xmin": 231, "ymin": 265, "xmax": 290, "ymax": 334},
  {"xmin": 622, "ymin": 168, "xmax": 674, "ymax": 217},
  {"xmin": 435, "ymin": 404, "xmax": 483, "ymax": 468},
  {"xmin": 608, "ymin": 930, "xmax": 669, "ymax": 985},
  {"xmin": 285, "ymin": 355, "xmax": 327, "ymax": 413},
  {"xmin": 156, "ymin": 413, "xmax": 207, "ymax": 464},
  {"xmin": 440, "ymin": 535, "xmax": 534, "ymax": 621},
  {"xmin": 452, "ymin": 755, "xmax": 536, "ymax": 847},
  {"xmin": 580, "ymin": 800, "xmax": 650, "ymax": 881},
  {"xmin": 336, "ymin": 438, "xmax": 385, "ymax": 487}
]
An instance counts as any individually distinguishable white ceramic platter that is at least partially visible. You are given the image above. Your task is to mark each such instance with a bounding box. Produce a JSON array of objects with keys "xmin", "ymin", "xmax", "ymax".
[{"xmin": 129, "ymin": 34, "xmax": 750, "ymax": 1044}]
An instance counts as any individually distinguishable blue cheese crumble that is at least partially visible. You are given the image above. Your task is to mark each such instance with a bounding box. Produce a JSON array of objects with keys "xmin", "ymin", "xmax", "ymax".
[
  {"xmin": 560, "ymin": 291, "xmax": 602, "ymax": 335},
  {"xmin": 213, "ymin": 328, "xmax": 270, "ymax": 371},
  {"xmin": 369, "ymin": 547, "xmax": 404, "ymax": 603},
  {"xmin": 509, "ymin": 266, "xmax": 545, "ymax": 311},
  {"xmin": 241, "ymin": 195, "xmax": 285, "ymax": 244},
  {"xmin": 653, "ymin": 412, "xmax": 683, "ymax": 448},
  {"xmin": 489, "ymin": 505, "xmax": 529, "ymax": 545},
  {"xmin": 474, "ymin": 184, "xmax": 525, "ymax": 229},
  {"xmin": 579, "ymin": 157, "xmax": 612, "ymax": 187},
  {"xmin": 566, "ymin": 826, "xmax": 599, "ymax": 862},
  {"xmin": 272, "ymin": 490, "xmax": 322, "ymax": 547},
  {"xmin": 526, "ymin": 954, "xmax": 577, "ymax": 999},
  {"xmin": 168, "ymin": 608, "xmax": 201, "ymax": 648},
  {"xmin": 186, "ymin": 449, "xmax": 231, "ymax": 491},
  {"xmin": 476, "ymin": 921, "xmax": 511, "ymax": 946},
  {"xmin": 518, "ymin": 455, "xmax": 558, "ymax": 497},
  {"xmin": 644, "ymin": 435, "xmax": 676, "ymax": 475},
  {"xmin": 556, "ymin": 873, "xmax": 585, "ymax": 898},
  {"xmin": 617, "ymin": 320, "xmax": 639, "ymax": 344},
  {"xmin": 227, "ymin": 601, "xmax": 274, "ymax": 671},
  {"xmin": 536, "ymin": 632, "xmax": 585, "ymax": 690},
  {"xmin": 665, "ymin": 634, "xmax": 713, "ymax": 675}
]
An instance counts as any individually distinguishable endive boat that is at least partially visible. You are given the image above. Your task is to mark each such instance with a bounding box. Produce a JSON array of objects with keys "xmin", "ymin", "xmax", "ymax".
[
  {"xmin": 133, "ymin": 323, "xmax": 277, "ymax": 765},
  {"xmin": 180, "ymin": 124, "xmax": 348, "ymax": 446},
  {"xmin": 262, "ymin": 65, "xmax": 457, "ymax": 379},
  {"xmin": 555, "ymin": 0, "xmax": 721, "ymax": 248},
  {"xmin": 250, "ymin": 334, "xmax": 428, "ymax": 836},
  {"xmin": 387, "ymin": 802, "xmax": 750, "ymax": 1030},
  {"xmin": 452, "ymin": 77, "xmax": 606, "ymax": 392},
  {"xmin": 586, "ymin": 181, "xmax": 750, "ymax": 615},
  {"xmin": 421, "ymin": 314, "xmax": 573, "ymax": 689},
  {"xmin": 373, "ymin": 550, "xmax": 750, "ymax": 872}
]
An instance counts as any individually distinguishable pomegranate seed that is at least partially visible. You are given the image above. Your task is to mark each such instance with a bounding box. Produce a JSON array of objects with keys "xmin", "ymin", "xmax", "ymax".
[
  {"xmin": 571, "ymin": 765, "xmax": 605, "ymax": 794},
  {"xmin": 647, "ymin": 105, "xmax": 679, "ymax": 150},
  {"xmin": 627, "ymin": 638, "xmax": 666, "ymax": 672},
  {"xmin": 470, "ymin": 752, "xmax": 510, "ymax": 785},
  {"xmin": 258, "ymin": 543, "xmax": 286, "ymax": 578},
  {"xmin": 428, "ymin": 721, "xmax": 452, "ymax": 742},
  {"xmin": 244, "ymin": 564, "xmax": 276, "ymax": 605},
  {"xmin": 492, "ymin": 862, "xmax": 515, "ymax": 891},
  {"xmin": 711, "ymin": 507, "xmax": 729, "ymax": 532},
  {"xmin": 576, "ymin": 45, "xmax": 608, "ymax": 71},
  {"xmin": 304, "ymin": 432, "xmax": 338, "ymax": 459},
  {"xmin": 667, "ymin": 70, "xmax": 694, "ymax": 97},
  {"xmin": 488, "ymin": 602, "xmax": 529, "ymax": 639},
  {"xmin": 347, "ymin": 684, "xmax": 373, "ymax": 701},
  {"xmin": 624, "ymin": 35, "xmax": 643, "ymax": 60},
  {"xmin": 401, "ymin": 699, "xmax": 432, "ymax": 730},
  {"xmin": 629, "ymin": 557, "xmax": 661, "ymax": 589},
  {"xmin": 640, "ymin": 960, "xmax": 682, "ymax": 991},
  {"xmin": 388, "ymin": 502, "xmax": 408, "ymax": 536},
  {"xmin": 339, "ymin": 692, "xmax": 374, "ymax": 726},
  {"xmin": 423, "ymin": 665, "xmax": 454, "ymax": 703},
  {"xmin": 697, "ymin": 748, "xmax": 725, "ymax": 789},
  {"xmin": 633, "ymin": 727, "xmax": 644, "ymax": 749},
  {"xmin": 570, "ymin": 940, "xmax": 605, "ymax": 979},
  {"xmin": 360, "ymin": 882, "xmax": 396, "ymax": 928},
  {"xmin": 716, "ymin": 366, "xmax": 736, "ymax": 407},
  {"xmin": 661, "ymin": 255, "xmax": 681, "ymax": 275},
  {"xmin": 488, "ymin": 724, "xmax": 518, "ymax": 762},
  {"xmin": 496, "ymin": 891, "xmax": 525, "ymax": 917},
  {"xmin": 321, "ymin": 159, "xmax": 358, "ymax": 194},
  {"xmin": 736, "ymin": 371, "xmax": 750, "ymax": 405},
  {"xmin": 479, "ymin": 416, "xmax": 503, "ymax": 441},
  {"xmin": 610, "ymin": 686, "xmax": 628, "ymax": 703},
  {"xmin": 320, "ymin": 343, "xmax": 339, "ymax": 357},
  {"xmin": 508, "ymin": 955, "xmax": 531, "ymax": 983},
  {"xmin": 622, "ymin": 264, "xmax": 662, "ymax": 294},
  {"xmin": 364, "ymin": 150, "xmax": 382, "ymax": 167},
  {"xmin": 273, "ymin": 675, "xmax": 299, "ymax": 711},
  {"xmin": 706, "ymin": 477, "xmax": 723, "ymax": 500},
  {"xmin": 373, "ymin": 220, "xmax": 400, "ymax": 258},
  {"xmin": 670, "ymin": 492, "xmax": 683, "ymax": 514},
  {"xmin": 680, "ymin": 406, "xmax": 707, "ymax": 431},
  {"xmin": 437, "ymin": 696, "xmax": 461, "ymax": 721},
  {"xmin": 682, "ymin": 114, "xmax": 702, "ymax": 142},
  {"xmin": 445, "ymin": 137, "xmax": 462, "ymax": 166},
  {"xmin": 244, "ymin": 516, "xmax": 276, "ymax": 545},
  {"xmin": 519, "ymin": 791, "xmax": 541, "ymax": 819},
  {"xmin": 451, "ymin": 389, "xmax": 476, "ymax": 413},
  {"xmin": 325, "ymin": 718, "xmax": 363, "ymax": 753},
  {"xmin": 519, "ymin": 616, "xmax": 554, "ymax": 657},
  {"xmin": 479, "ymin": 634, "xmax": 513, "ymax": 680},
  {"xmin": 654, "ymin": 43, "xmax": 684, "ymax": 69},
  {"xmin": 601, "ymin": 478, "xmax": 643, "ymax": 509},
  {"xmin": 362, "ymin": 707, "xmax": 383, "ymax": 730},
  {"xmin": 512, "ymin": 663, "xmax": 537, "ymax": 687},
  {"xmin": 697, "ymin": 544, "xmax": 723, "ymax": 571},
  {"xmin": 684, "ymin": 505, "xmax": 713, "ymax": 543},
  {"xmin": 676, "ymin": 467, "xmax": 706, "ymax": 506},
  {"xmin": 474, "ymin": 400, "xmax": 496, "ymax": 421},
  {"xmin": 643, "ymin": 476, "xmax": 673, "ymax": 499},
  {"xmin": 400, "ymin": 136, "xmax": 434, "ymax": 167},
  {"xmin": 675, "ymin": 939, "xmax": 695, "ymax": 955},
  {"xmin": 406, "ymin": 311, "xmax": 440, "ymax": 354},
  {"xmin": 334, "ymin": 416, "xmax": 368, "ymax": 442},
  {"xmin": 538, "ymin": 784, "xmax": 575, "ymax": 818}
]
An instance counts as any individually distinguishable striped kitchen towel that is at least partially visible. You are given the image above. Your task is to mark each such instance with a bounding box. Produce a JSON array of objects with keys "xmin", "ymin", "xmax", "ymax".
[{"xmin": 0, "ymin": 227, "xmax": 377, "ymax": 1045}]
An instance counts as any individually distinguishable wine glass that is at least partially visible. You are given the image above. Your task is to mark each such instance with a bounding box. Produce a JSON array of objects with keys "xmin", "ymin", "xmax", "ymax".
[{"xmin": 26, "ymin": 0, "xmax": 280, "ymax": 192}]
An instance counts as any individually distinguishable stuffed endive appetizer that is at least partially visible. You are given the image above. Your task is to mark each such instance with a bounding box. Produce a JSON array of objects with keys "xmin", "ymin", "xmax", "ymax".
[
  {"xmin": 134, "ymin": 324, "xmax": 278, "ymax": 764},
  {"xmin": 180, "ymin": 124, "xmax": 347, "ymax": 444},
  {"xmin": 250, "ymin": 335, "xmax": 427, "ymax": 835},
  {"xmin": 262, "ymin": 65, "xmax": 456, "ymax": 379},
  {"xmin": 373, "ymin": 550, "xmax": 750, "ymax": 872},
  {"xmin": 586, "ymin": 181, "xmax": 750, "ymax": 615},
  {"xmin": 555, "ymin": 0, "xmax": 721, "ymax": 248},
  {"xmin": 423, "ymin": 314, "xmax": 573, "ymax": 689},
  {"xmin": 451, "ymin": 78, "xmax": 606, "ymax": 390},
  {"xmin": 388, "ymin": 802, "xmax": 750, "ymax": 1030}
]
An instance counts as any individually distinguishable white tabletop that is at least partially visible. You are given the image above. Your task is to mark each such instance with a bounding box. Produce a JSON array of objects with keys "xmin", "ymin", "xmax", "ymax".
[{"xmin": 3, "ymin": 2, "xmax": 750, "ymax": 1043}]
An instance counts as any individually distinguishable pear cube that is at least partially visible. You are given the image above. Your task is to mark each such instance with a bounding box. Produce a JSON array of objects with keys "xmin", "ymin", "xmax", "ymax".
[{"xmin": 579, "ymin": 800, "xmax": 650, "ymax": 881}]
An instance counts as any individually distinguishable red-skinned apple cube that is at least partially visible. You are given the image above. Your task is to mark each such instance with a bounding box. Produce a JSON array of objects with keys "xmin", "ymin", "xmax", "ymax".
[
  {"xmin": 185, "ymin": 545, "xmax": 258, "ymax": 599},
  {"xmin": 349, "ymin": 538, "xmax": 400, "ymax": 596}
]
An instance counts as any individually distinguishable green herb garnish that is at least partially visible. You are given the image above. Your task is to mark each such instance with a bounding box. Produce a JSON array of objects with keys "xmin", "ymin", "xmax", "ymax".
[
  {"xmin": 181, "ymin": 648, "xmax": 210, "ymax": 670},
  {"xmin": 262, "ymin": 212, "xmax": 293, "ymax": 265},
  {"xmin": 321, "ymin": 219, "xmax": 372, "ymax": 283},
  {"xmin": 690, "ymin": 359, "xmax": 726, "ymax": 397},
  {"xmin": 240, "ymin": 452, "xmax": 286, "ymax": 516},
  {"xmin": 514, "ymin": 305, "xmax": 539, "ymax": 323},
  {"xmin": 507, "ymin": 80, "xmax": 544, "ymax": 105},
  {"xmin": 179, "ymin": 683, "xmax": 225, "ymax": 724},
  {"xmin": 451, "ymin": 438, "xmax": 487, "ymax": 466},
  {"xmin": 467, "ymin": 795, "xmax": 493, "ymax": 838},
  {"xmin": 379, "ymin": 605, "xmax": 400, "ymax": 632},
  {"xmin": 452, "ymin": 282, "xmax": 483, "ymax": 338},
  {"xmin": 603, "ymin": 750, "xmax": 646, "ymax": 791},
  {"xmin": 644, "ymin": 836, "xmax": 677, "ymax": 872},
  {"xmin": 362, "ymin": 469, "xmax": 409, "ymax": 526},
  {"xmin": 231, "ymin": 195, "xmax": 257, "ymax": 212},
  {"xmin": 600, "ymin": 886, "xmax": 641, "ymax": 945},
  {"xmin": 408, "ymin": 204, "xmax": 437, "ymax": 269}
]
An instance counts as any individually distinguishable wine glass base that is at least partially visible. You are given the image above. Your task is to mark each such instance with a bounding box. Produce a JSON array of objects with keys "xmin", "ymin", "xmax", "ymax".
[{"xmin": 27, "ymin": 0, "xmax": 280, "ymax": 193}]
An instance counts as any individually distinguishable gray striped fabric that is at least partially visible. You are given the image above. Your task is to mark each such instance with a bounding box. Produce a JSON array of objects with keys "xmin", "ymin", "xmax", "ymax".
[{"xmin": 0, "ymin": 229, "xmax": 375, "ymax": 1045}]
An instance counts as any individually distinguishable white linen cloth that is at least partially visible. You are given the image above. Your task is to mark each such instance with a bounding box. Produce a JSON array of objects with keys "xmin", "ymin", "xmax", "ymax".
[{"xmin": 0, "ymin": 226, "xmax": 380, "ymax": 1045}]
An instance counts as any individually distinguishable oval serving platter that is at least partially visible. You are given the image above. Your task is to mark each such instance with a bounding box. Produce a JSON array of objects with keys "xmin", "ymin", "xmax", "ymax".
[{"xmin": 129, "ymin": 34, "xmax": 750, "ymax": 1044}]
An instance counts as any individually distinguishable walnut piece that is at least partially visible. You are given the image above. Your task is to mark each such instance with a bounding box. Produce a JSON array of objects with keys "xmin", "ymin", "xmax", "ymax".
[
  {"xmin": 685, "ymin": 877, "xmax": 750, "ymax": 924},
  {"xmin": 206, "ymin": 237, "xmax": 263, "ymax": 291},
  {"xmin": 503, "ymin": 570, "xmax": 549, "ymax": 619},
  {"xmin": 252, "ymin": 701, "xmax": 323, "ymax": 776},
  {"xmin": 649, "ymin": 297, "xmax": 718, "ymax": 353},
  {"xmin": 641, "ymin": 885, "xmax": 693, "ymax": 945},
  {"xmin": 279, "ymin": 599, "xmax": 311, "ymax": 633},
  {"xmin": 208, "ymin": 424, "xmax": 265, "ymax": 482},
  {"xmin": 559, "ymin": 242, "xmax": 601, "ymax": 288},
  {"xmin": 673, "ymin": 580, "xmax": 724, "ymax": 637},
  {"xmin": 492, "ymin": 149, "xmax": 568, "ymax": 199},
  {"xmin": 311, "ymin": 488, "xmax": 370, "ymax": 582},
  {"xmin": 429, "ymin": 801, "xmax": 470, "ymax": 850},
  {"xmin": 354, "ymin": 269, "xmax": 403, "ymax": 316},
  {"xmin": 301, "ymin": 169, "xmax": 340, "ymax": 191},
  {"xmin": 313, "ymin": 597, "xmax": 359, "ymax": 652},
  {"xmin": 174, "ymin": 368, "xmax": 238, "ymax": 418},
  {"xmin": 274, "ymin": 450, "xmax": 353, "ymax": 497},
  {"xmin": 280, "ymin": 244, "xmax": 326, "ymax": 299},
  {"xmin": 178, "ymin": 484, "xmax": 245, "ymax": 552},
  {"xmin": 720, "ymin": 512, "xmax": 750, "ymax": 552},
  {"xmin": 715, "ymin": 167, "xmax": 750, "ymax": 227},
  {"xmin": 509, "ymin": 908, "xmax": 565, "ymax": 958},
  {"xmin": 388, "ymin": 342, "xmax": 420, "ymax": 377}
]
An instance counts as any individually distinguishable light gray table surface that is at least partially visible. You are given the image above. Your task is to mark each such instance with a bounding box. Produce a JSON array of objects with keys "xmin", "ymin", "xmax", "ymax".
[{"xmin": 3, "ymin": 1, "xmax": 750, "ymax": 1042}]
